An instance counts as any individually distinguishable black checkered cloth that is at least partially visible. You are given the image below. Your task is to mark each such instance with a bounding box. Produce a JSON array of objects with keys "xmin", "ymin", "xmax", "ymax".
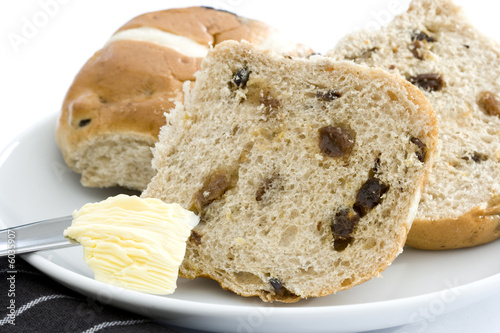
[{"xmin": 0, "ymin": 256, "xmax": 202, "ymax": 333}]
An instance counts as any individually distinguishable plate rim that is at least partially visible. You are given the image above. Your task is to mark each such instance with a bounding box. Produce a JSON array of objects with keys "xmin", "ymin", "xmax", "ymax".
[{"xmin": 21, "ymin": 251, "xmax": 500, "ymax": 313}]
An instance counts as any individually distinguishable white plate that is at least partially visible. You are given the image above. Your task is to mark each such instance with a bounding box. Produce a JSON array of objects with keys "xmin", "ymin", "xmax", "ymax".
[{"xmin": 1, "ymin": 114, "xmax": 500, "ymax": 333}]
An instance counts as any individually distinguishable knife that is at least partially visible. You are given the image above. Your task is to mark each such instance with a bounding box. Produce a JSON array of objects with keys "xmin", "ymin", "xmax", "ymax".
[{"xmin": 0, "ymin": 216, "xmax": 77, "ymax": 257}]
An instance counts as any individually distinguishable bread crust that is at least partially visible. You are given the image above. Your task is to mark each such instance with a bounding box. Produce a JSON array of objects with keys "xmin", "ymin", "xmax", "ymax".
[
  {"xmin": 56, "ymin": 6, "xmax": 312, "ymax": 191},
  {"xmin": 407, "ymin": 195, "xmax": 500, "ymax": 250}
]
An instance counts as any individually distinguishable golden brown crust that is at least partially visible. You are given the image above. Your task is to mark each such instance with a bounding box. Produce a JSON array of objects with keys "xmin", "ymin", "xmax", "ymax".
[
  {"xmin": 407, "ymin": 195, "xmax": 500, "ymax": 250},
  {"xmin": 214, "ymin": 18, "xmax": 265, "ymax": 45}
]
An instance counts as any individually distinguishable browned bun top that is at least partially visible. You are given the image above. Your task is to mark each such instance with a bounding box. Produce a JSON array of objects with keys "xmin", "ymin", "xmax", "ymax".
[
  {"xmin": 59, "ymin": 40, "xmax": 195, "ymax": 145},
  {"xmin": 55, "ymin": 6, "xmax": 313, "ymax": 188}
]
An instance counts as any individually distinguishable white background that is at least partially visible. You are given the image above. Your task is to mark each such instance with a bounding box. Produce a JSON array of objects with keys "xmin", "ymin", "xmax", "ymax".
[{"xmin": 1, "ymin": 0, "xmax": 500, "ymax": 332}]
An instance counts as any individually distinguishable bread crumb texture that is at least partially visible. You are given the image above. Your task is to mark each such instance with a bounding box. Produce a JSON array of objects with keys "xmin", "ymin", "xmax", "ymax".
[{"xmin": 143, "ymin": 41, "xmax": 438, "ymax": 302}]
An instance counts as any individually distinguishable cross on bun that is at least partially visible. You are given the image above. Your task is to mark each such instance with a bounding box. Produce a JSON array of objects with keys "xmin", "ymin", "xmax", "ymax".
[
  {"xmin": 329, "ymin": 0, "xmax": 500, "ymax": 249},
  {"xmin": 55, "ymin": 6, "xmax": 312, "ymax": 191},
  {"xmin": 142, "ymin": 41, "xmax": 439, "ymax": 302}
]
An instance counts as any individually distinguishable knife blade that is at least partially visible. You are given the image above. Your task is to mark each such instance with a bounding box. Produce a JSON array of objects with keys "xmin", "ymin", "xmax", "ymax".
[{"xmin": 0, "ymin": 216, "xmax": 77, "ymax": 256}]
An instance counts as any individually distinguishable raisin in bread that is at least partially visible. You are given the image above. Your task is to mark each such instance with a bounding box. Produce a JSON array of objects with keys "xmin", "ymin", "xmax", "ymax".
[
  {"xmin": 329, "ymin": 0, "xmax": 500, "ymax": 250},
  {"xmin": 142, "ymin": 41, "xmax": 439, "ymax": 302},
  {"xmin": 55, "ymin": 6, "xmax": 312, "ymax": 191}
]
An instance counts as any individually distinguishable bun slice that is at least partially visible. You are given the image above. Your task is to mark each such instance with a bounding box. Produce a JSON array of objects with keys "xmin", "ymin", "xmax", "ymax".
[
  {"xmin": 143, "ymin": 41, "xmax": 439, "ymax": 302},
  {"xmin": 329, "ymin": 0, "xmax": 500, "ymax": 249}
]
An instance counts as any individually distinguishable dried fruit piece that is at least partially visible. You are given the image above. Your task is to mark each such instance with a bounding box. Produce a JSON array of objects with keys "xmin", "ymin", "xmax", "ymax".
[
  {"xmin": 373, "ymin": 157, "xmax": 381, "ymax": 173},
  {"xmin": 269, "ymin": 277, "xmax": 282, "ymax": 292},
  {"xmin": 193, "ymin": 170, "xmax": 231, "ymax": 211},
  {"xmin": 332, "ymin": 208, "xmax": 360, "ymax": 238},
  {"xmin": 260, "ymin": 92, "xmax": 280, "ymax": 115},
  {"xmin": 268, "ymin": 280, "xmax": 299, "ymax": 300},
  {"xmin": 316, "ymin": 90, "xmax": 341, "ymax": 101},
  {"xmin": 353, "ymin": 178, "xmax": 389, "ymax": 217},
  {"xmin": 316, "ymin": 221, "xmax": 323, "ymax": 231},
  {"xmin": 332, "ymin": 209, "xmax": 358, "ymax": 252},
  {"xmin": 477, "ymin": 91, "xmax": 500, "ymax": 117},
  {"xmin": 471, "ymin": 152, "xmax": 488, "ymax": 163},
  {"xmin": 255, "ymin": 174, "xmax": 280, "ymax": 202},
  {"xmin": 78, "ymin": 119, "xmax": 91, "ymax": 127},
  {"xmin": 190, "ymin": 230, "xmax": 202, "ymax": 245},
  {"xmin": 345, "ymin": 47, "xmax": 379, "ymax": 61},
  {"xmin": 232, "ymin": 67, "xmax": 251, "ymax": 88},
  {"xmin": 333, "ymin": 237, "xmax": 353, "ymax": 252},
  {"xmin": 408, "ymin": 73, "xmax": 444, "ymax": 92},
  {"xmin": 409, "ymin": 31, "xmax": 435, "ymax": 59},
  {"xmin": 318, "ymin": 125, "xmax": 355, "ymax": 158},
  {"xmin": 462, "ymin": 151, "xmax": 488, "ymax": 163},
  {"xmin": 410, "ymin": 137, "xmax": 427, "ymax": 162},
  {"xmin": 306, "ymin": 52, "xmax": 321, "ymax": 58},
  {"xmin": 411, "ymin": 31, "xmax": 435, "ymax": 42},
  {"xmin": 409, "ymin": 40, "xmax": 425, "ymax": 60},
  {"xmin": 369, "ymin": 157, "xmax": 382, "ymax": 178}
]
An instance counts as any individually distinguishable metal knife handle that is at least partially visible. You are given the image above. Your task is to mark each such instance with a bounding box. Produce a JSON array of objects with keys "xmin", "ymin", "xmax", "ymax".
[{"xmin": 0, "ymin": 216, "xmax": 77, "ymax": 256}]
